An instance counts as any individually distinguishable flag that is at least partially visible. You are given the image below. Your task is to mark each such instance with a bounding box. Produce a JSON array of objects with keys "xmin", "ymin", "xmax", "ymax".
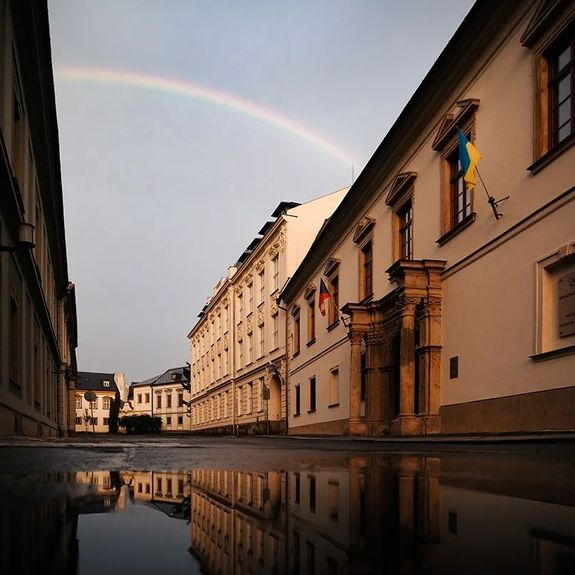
[
  {"xmin": 458, "ymin": 129, "xmax": 481, "ymax": 189},
  {"xmin": 318, "ymin": 278, "xmax": 331, "ymax": 317}
]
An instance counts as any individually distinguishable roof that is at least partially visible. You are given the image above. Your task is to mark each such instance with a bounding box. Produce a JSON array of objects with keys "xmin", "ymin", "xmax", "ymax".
[
  {"xmin": 271, "ymin": 201, "xmax": 300, "ymax": 218},
  {"xmin": 131, "ymin": 367, "xmax": 189, "ymax": 388},
  {"xmin": 76, "ymin": 372, "xmax": 118, "ymax": 392}
]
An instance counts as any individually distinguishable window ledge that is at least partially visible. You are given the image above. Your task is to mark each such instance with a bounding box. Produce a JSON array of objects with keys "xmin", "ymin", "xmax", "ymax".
[
  {"xmin": 529, "ymin": 344, "xmax": 575, "ymax": 363},
  {"xmin": 359, "ymin": 294, "xmax": 373, "ymax": 305},
  {"xmin": 293, "ymin": 412, "xmax": 301, "ymax": 417},
  {"xmin": 327, "ymin": 319, "xmax": 340, "ymax": 332},
  {"xmin": 527, "ymin": 133, "xmax": 575, "ymax": 174},
  {"xmin": 328, "ymin": 402, "xmax": 340, "ymax": 408},
  {"xmin": 307, "ymin": 409, "xmax": 316, "ymax": 414},
  {"xmin": 436, "ymin": 212, "xmax": 476, "ymax": 246},
  {"xmin": 292, "ymin": 351, "xmax": 300, "ymax": 359},
  {"xmin": 306, "ymin": 338, "xmax": 316, "ymax": 347}
]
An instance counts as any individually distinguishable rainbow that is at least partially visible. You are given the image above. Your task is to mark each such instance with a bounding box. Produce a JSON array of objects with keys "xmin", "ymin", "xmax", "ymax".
[{"xmin": 55, "ymin": 66, "xmax": 359, "ymax": 167}]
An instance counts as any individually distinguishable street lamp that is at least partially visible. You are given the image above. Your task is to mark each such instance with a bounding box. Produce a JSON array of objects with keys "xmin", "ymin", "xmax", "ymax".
[{"xmin": 0, "ymin": 222, "xmax": 35, "ymax": 252}]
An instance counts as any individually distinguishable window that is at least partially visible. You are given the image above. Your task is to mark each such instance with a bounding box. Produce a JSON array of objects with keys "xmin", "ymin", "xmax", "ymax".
[
  {"xmin": 247, "ymin": 332, "xmax": 253, "ymax": 364},
  {"xmin": 259, "ymin": 269, "xmax": 265, "ymax": 303},
  {"xmin": 329, "ymin": 368, "xmax": 339, "ymax": 406},
  {"xmin": 247, "ymin": 283, "xmax": 254, "ymax": 315},
  {"xmin": 103, "ymin": 397, "xmax": 111, "ymax": 410},
  {"xmin": 247, "ymin": 382, "xmax": 253, "ymax": 414},
  {"xmin": 549, "ymin": 32, "xmax": 574, "ymax": 147},
  {"xmin": 75, "ymin": 396, "xmax": 82, "ymax": 409},
  {"xmin": 397, "ymin": 198, "xmax": 413, "ymax": 259},
  {"xmin": 328, "ymin": 273, "xmax": 339, "ymax": 326},
  {"xmin": 309, "ymin": 475, "xmax": 316, "ymax": 512},
  {"xmin": 307, "ymin": 297, "xmax": 316, "ymax": 344},
  {"xmin": 294, "ymin": 473, "xmax": 300, "ymax": 504},
  {"xmin": 447, "ymin": 145, "xmax": 471, "ymax": 229},
  {"xmin": 102, "ymin": 380, "xmax": 110, "ymax": 388},
  {"xmin": 524, "ymin": 18, "xmax": 575, "ymax": 169},
  {"xmin": 238, "ymin": 292, "xmax": 243, "ymax": 322},
  {"xmin": 178, "ymin": 393, "xmax": 184, "ymax": 407},
  {"xmin": 103, "ymin": 417, "xmax": 110, "ymax": 426},
  {"xmin": 92, "ymin": 417, "xmax": 98, "ymax": 426},
  {"xmin": 75, "ymin": 417, "xmax": 82, "ymax": 425},
  {"xmin": 167, "ymin": 393, "xmax": 172, "ymax": 408},
  {"xmin": 294, "ymin": 384, "xmax": 301, "ymax": 416},
  {"xmin": 137, "ymin": 393, "xmax": 142, "ymax": 404},
  {"xmin": 156, "ymin": 395, "xmax": 162, "ymax": 409},
  {"xmin": 9, "ymin": 295, "xmax": 20, "ymax": 388},
  {"xmin": 90, "ymin": 398, "xmax": 98, "ymax": 410},
  {"xmin": 359, "ymin": 240, "xmax": 373, "ymax": 300},
  {"xmin": 145, "ymin": 392, "xmax": 150, "ymax": 403},
  {"xmin": 166, "ymin": 416, "xmax": 172, "ymax": 425},
  {"xmin": 258, "ymin": 324, "xmax": 265, "ymax": 357},
  {"xmin": 178, "ymin": 415, "xmax": 183, "ymax": 425},
  {"xmin": 272, "ymin": 313, "xmax": 279, "ymax": 349},
  {"xmin": 292, "ymin": 308, "xmax": 301, "ymax": 355},
  {"xmin": 272, "ymin": 255, "xmax": 280, "ymax": 291},
  {"xmin": 309, "ymin": 377, "xmax": 316, "ymax": 411},
  {"xmin": 328, "ymin": 481, "xmax": 339, "ymax": 522}
]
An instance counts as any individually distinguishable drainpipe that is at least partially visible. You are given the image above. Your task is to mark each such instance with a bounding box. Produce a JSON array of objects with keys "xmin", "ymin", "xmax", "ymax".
[{"xmin": 276, "ymin": 298, "xmax": 289, "ymax": 434}]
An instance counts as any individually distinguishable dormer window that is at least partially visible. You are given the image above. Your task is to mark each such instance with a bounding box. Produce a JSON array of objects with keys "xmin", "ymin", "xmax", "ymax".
[{"xmin": 102, "ymin": 380, "xmax": 110, "ymax": 388}]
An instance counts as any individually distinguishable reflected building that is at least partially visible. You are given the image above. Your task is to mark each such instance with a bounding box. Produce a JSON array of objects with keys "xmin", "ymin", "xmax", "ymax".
[{"xmin": 189, "ymin": 469, "xmax": 286, "ymax": 574}]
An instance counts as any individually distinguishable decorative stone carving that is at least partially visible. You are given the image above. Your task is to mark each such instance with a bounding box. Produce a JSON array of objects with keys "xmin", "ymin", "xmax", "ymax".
[
  {"xmin": 257, "ymin": 308, "xmax": 265, "ymax": 326},
  {"xmin": 270, "ymin": 300, "xmax": 278, "ymax": 316},
  {"xmin": 268, "ymin": 242, "xmax": 280, "ymax": 259},
  {"xmin": 216, "ymin": 341, "xmax": 222, "ymax": 355},
  {"xmin": 246, "ymin": 319, "xmax": 253, "ymax": 335},
  {"xmin": 396, "ymin": 295, "xmax": 421, "ymax": 314},
  {"xmin": 244, "ymin": 272, "xmax": 253, "ymax": 285},
  {"xmin": 279, "ymin": 228, "xmax": 287, "ymax": 252},
  {"xmin": 255, "ymin": 259, "xmax": 265, "ymax": 273},
  {"xmin": 425, "ymin": 296, "xmax": 442, "ymax": 313},
  {"xmin": 223, "ymin": 334, "xmax": 229, "ymax": 350},
  {"xmin": 235, "ymin": 285, "xmax": 243, "ymax": 296}
]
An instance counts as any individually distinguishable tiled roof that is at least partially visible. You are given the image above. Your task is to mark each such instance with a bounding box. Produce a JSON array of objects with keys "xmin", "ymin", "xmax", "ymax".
[
  {"xmin": 76, "ymin": 372, "xmax": 118, "ymax": 392},
  {"xmin": 131, "ymin": 367, "xmax": 188, "ymax": 388}
]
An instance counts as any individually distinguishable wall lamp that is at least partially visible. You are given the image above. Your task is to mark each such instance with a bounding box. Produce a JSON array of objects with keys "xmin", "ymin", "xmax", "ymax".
[{"xmin": 0, "ymin": 222, "xmax": 35, "ymax": 252}]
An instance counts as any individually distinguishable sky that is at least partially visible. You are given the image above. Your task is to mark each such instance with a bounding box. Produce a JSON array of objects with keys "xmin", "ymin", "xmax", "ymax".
[{"xmin": 48, "ymin": 0, "xmax": 475, "ymax": 382}]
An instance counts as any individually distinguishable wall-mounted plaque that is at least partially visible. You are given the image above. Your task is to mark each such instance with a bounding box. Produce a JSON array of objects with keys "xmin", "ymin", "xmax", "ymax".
[{"xmin": 558, "ymin": 270, "xmax": 575, "ymax": 338}]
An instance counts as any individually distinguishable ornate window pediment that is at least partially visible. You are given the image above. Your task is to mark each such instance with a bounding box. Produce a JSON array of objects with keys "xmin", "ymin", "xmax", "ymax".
[
  {"xmin": 353, "ymin": 217, "xmax": 375, "ymax": 244},
  {"xmin": 323, "ymin": 257, "xmax": 341, "ymax": 277},
  {"xmin": 385, "ymin": 171, "xmax": 417, "ymax": 207},
  {"xmin": 432, "ymin": 98, "xmax": 480, "ymax": 151},
  {"xmin": 303, "ymin": 283, "xmax": 316, "ymax": 300},
  {"xmin": 521, "ymin": 0, "xmax": 569, "ymax": 48}
]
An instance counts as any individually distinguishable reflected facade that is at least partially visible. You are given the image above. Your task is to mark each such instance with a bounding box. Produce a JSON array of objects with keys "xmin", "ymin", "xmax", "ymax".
[{"xmin": 2, "ymin": 457, "xmax": 575, "ymax": 574}]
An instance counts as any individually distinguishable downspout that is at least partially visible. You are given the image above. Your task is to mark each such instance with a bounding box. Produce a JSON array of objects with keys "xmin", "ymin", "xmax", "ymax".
[{"xmin": 276, "ymin": 298, "xmax": 289, "ymax": 434}]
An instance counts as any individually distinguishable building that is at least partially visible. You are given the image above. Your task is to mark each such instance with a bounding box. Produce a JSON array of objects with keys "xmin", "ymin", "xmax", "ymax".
[
  {"xmin": 188, "ymin": 189, "xmax": 348, "ymax": 434},
  {"xmin": 0, "ymin": 0, "xmax": 78, "ymax": 437},
  {"xmin": 279, "ymin": 0, "xmax": 575, "ymax": 435},
  {"xmin": 128, "ymin": 366, "xmax": 191, "ymax": 431},
  {"xmin": 74, "ymin": 371, "xmax": 121, "ymax": 433}
]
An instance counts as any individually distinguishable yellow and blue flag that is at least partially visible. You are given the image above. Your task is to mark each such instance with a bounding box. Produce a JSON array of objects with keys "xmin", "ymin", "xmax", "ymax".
[{"xmin": 458, "ymin": 129, "xmax": 481, "ymax": 189}]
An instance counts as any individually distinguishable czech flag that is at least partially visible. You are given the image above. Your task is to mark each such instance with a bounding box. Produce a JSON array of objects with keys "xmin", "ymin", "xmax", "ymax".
[
  {"xmin": 318, "ymin": 278, "xmax": 331, "ymax": 317},
  {"xmin": 458, "ymin": 129, "xmax": 481, "ymax": 189}
]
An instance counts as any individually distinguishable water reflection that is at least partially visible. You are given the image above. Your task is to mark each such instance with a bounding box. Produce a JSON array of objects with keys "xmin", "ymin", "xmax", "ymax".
[{"xmin": 2, "ymin": 456, "xmax": 575, "ymax": 574}]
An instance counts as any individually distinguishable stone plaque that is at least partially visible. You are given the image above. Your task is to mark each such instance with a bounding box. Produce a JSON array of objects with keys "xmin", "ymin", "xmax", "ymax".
[{"xmin": 558, "ymin": 271, "xmax": 575, "ymax": 338}]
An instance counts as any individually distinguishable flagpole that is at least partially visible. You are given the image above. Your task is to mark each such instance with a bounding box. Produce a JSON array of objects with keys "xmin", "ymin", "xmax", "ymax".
[{"xmin": 474, "ymin": 167, "xmax": 508, "ymax": 220}]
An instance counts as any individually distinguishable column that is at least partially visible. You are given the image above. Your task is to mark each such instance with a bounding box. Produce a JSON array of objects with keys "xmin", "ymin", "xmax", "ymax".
[
  {"xmin": 348, "ymin": 329, "xmax": 367, "ymax": 435},
  {"xmin": 396, "ymin": 296, "xmax": 420, "ymax": 436}
]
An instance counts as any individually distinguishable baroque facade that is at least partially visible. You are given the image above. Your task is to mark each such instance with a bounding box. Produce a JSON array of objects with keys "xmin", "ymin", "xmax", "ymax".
[
  {"xmin": 0, "ymin": 0, "xmax": 78, "ymax": 437},
  {"xmin": 279, "ymin": 0, "xmax": 575, "ymax": 435},
  {"xmin": 74, "ymin": 371, "xmax": 122, "ymax": 433},
  {"xmin": 187, "ymin": 190, "xmax": 348, "ymax": 434}
]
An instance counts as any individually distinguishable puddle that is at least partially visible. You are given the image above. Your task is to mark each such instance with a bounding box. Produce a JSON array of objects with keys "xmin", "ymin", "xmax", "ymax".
[{"xmin": 2, "ymin": 454, "xmax": 575, "ymax": 574}]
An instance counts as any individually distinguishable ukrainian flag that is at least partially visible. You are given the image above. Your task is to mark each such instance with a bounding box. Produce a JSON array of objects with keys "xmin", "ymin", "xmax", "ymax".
[{"xmin": 458, "ymin": 129, "xmax": 481, "ymax": 189}]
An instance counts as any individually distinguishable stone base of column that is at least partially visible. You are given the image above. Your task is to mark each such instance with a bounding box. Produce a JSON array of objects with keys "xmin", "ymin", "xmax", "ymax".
[
  {"xmin": 391, "ymin": 415, "xmax": 421, "ymax": 436},
  {"xmin": 367, "ymin": 421, "xmax": 392, "ymax": 436},
  {"xmin": 421, "ymin": 414, "xmax": 441, "ymax": 435},
  {"xmin": 347, "ymin": 420, "xmax": 368, "ymax": 436}
]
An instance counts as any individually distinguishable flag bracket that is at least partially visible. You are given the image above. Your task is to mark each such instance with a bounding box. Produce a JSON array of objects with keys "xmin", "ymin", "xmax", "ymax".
[{"xmin": 487, "ymin": 194, "xmax": 509, "ymax": 220}]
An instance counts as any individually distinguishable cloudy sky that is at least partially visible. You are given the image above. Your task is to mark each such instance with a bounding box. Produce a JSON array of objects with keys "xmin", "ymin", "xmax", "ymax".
[{"xmin": 48, "ymin": 0, "xmax": 475, "ymax": 382}]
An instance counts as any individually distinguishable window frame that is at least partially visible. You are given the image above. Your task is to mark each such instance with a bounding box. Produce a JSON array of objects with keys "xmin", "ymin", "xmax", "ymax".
[{"xmin": 358, "ymin": 238, "xmax": 374, "ymax": 302}]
